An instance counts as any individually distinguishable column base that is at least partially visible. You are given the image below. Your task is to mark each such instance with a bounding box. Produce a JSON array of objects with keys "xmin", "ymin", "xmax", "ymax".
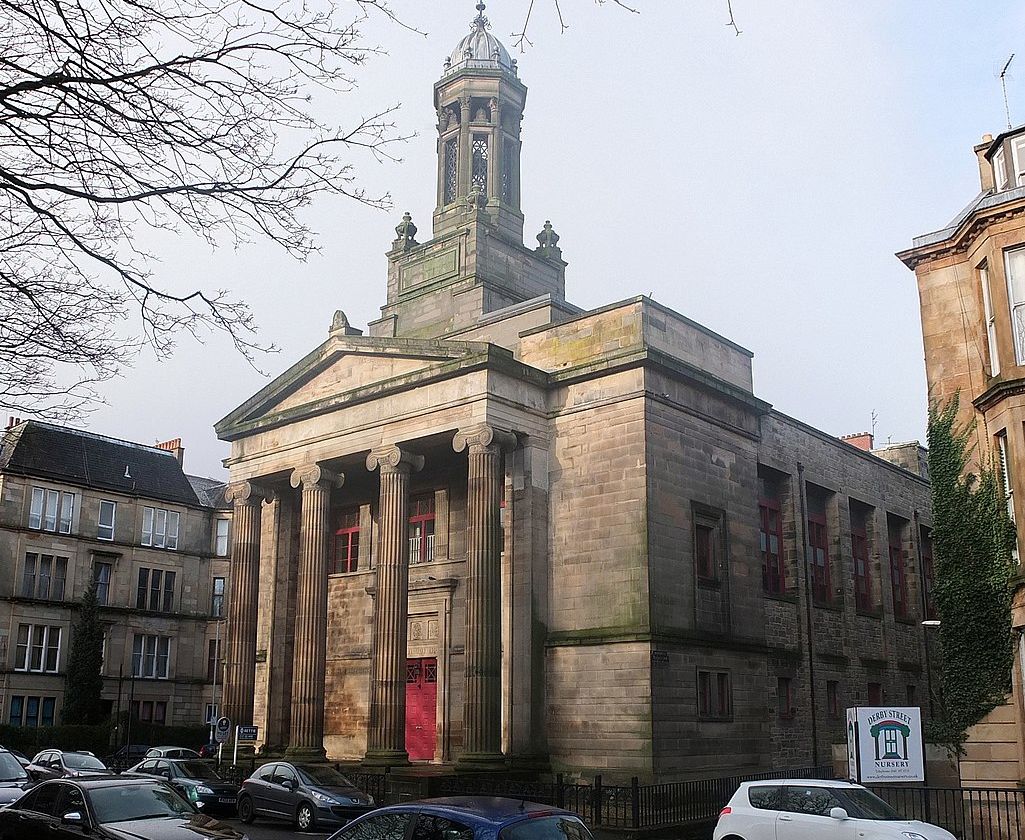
[
  {"xmin": 362, "ymin": 749, "xmax": 410, "ymax": 768},
  {"xmin": 283, "ymin": 745, "xmax": 327, "ymax": 762},
  {"xmin": 455, "ymin": 751, "xmax": 506, "ymax": 772}
]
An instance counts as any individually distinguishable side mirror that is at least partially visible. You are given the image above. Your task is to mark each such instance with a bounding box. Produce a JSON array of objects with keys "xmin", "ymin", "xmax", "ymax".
[
  {"xmin": 284, "ymin": 779, "xmax": 298, "ymax": 791},
  {"xmin": 829, "ymin": 807, "xmax": 849, "ymax": 820},
  {"xmin": 62, "ymin": 811, "xmax": 84, "ymax": 825}
]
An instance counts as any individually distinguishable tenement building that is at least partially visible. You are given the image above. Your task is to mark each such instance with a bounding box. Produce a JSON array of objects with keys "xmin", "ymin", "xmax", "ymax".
[
  {"xmin": 900, "ymin": 127, "xmax": 1025, "ymax": 786},
  {"xmin": 0, "ymin": 420, "xmax": 232, "ymax": 729},
  {"xmin": 216, "ymin": 6, "xmax": 933, "ymax": 779}
]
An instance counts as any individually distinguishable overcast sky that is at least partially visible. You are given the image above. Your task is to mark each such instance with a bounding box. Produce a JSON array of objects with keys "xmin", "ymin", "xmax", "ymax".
[{"xmin": 83, "ymin": 1, "xmax": 1025, "ymax": 478}]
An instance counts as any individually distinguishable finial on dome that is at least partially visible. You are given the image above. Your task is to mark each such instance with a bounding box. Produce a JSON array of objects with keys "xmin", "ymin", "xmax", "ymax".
[{"xmin": 472, "ymin": 0, "xmax": 489, "ymax": 31}]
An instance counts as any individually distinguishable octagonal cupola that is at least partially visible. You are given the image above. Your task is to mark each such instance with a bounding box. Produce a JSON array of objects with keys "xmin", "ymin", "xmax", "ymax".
[{"xmin": 433, "ymin": 1, "xmax": 526, "ymax": 244}]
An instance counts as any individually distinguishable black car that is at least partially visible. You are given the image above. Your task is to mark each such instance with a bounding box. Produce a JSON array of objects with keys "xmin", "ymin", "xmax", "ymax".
[
  {"xmin": 238, "ymin": 761, "xmax": 374, "ymax": 830},
  {"xmin": 0, "ymin": 776, "xmax": 246, "ymax": 840},
  {"xmin": 0, "ymin": 749, "xmax": 33, "ymax": 806},
  {"xmin": 126, "ymin": 757, "xmax": 239, "ymax": 814},
  {"xmin": 27, "ymin": 750, "xmax": 109, "ymax": 780}
]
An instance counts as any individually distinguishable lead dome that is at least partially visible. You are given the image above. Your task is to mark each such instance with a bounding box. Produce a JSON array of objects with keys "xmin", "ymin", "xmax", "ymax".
[{"xmin": 446, "ymin": 2, "xmax": 514, "ymax": 75}]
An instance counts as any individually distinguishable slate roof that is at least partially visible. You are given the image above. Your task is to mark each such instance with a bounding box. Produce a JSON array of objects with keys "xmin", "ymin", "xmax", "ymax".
[
  {"xmin": 187, "ymin": 475, "xmax": 230, "ymax": 510},
  {"xmin": 0, "ymin": 421, "xmax": 203, "ymax": 508}
]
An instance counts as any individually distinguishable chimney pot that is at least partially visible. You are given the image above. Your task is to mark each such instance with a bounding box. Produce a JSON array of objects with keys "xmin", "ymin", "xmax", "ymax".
[{"xmin": 155, "ymin": 437, "xmax": 186, "ymax": 467}]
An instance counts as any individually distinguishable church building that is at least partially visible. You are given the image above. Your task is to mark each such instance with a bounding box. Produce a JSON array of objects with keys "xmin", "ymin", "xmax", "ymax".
[{"xmin": 216, "ymin": 6, "xmax": 933, "ymax": 781}]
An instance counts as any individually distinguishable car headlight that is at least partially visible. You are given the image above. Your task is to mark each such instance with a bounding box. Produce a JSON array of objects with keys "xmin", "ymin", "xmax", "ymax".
[
  {"xmin": 195, "ymin": 786, "xmax": 214, "ymax": 795},
  {"xmin": 902, "ymin": 833, "xmax": 930, "ymax": 840},
  {"xmin": 310, "ymin": 790, "xmax": 337, "ymax": 803}
]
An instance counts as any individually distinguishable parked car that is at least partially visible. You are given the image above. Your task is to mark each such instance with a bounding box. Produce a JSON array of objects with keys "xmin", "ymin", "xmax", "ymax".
[
  {"xmin": 27, "ymin": 750, "xmax": 109, "ymax": 781},
  {"xmin": 0, "ymin": 748, "xmax": 31, "ymax": 770},
  {"xmin": 0, "ymin": 776, "xmax": 246, "ymax": 840},
  {"xmin": 104, "ymin": 744, "xmax": 150, "ymax": 769},
  {"xmin": 199, "ymin": 740, "xmax": 219, "ymax": 759},
  {"xmin": 326, "ymin": 797, "xmax": 593, "ymax": 840},
  {"xmin": 238, "ymin": 761, "xmax": 374, "ymax": 830},
  {"xmin": 713, "ymin": 779, "xmax": 958, "ymax": 840},
  {"xmin": 0, "ymin": 749, "xmax": 33, "ymax": 805},
  {"xmin": 145, "ymin": 745, "xmax": 203, "ymax": 760},
  {"xmin": 126, "ymin": 757, "xmax": 239, "ymax": 814}
]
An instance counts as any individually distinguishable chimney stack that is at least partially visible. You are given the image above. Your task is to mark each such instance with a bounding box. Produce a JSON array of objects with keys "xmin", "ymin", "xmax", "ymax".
[
  {"xmin": 5, "ymin": 416, "xmax": 22, "ymax": 430},
  {"xmin": 840, "ymin": 432, "xmax": 874, "ymax": 452},
  {"xmin": 976, "ymin": 134, "xmax": 996, "ymax": 192},
  {"xmin": 155, "ymin": 437, "xmax": 185, "ymax": 467}
]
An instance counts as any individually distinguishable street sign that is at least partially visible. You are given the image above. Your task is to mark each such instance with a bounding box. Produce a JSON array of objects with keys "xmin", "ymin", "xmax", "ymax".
[
  {"xmin": 237, "ymin": 725, "xmax": 259, "ymax": 742},
  {"xmin": 214, "ymin": 716, "xmax": 231, "ymax": 744}
]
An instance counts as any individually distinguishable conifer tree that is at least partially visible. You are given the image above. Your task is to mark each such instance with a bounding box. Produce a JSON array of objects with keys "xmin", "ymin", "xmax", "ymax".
[
  {"xmin": 927, "ymin": 394, "xmax": 1017, "ymax": 750},
  {"xmin": 62, "ymin": 579, "xmax": 106, "ymax": 725}
]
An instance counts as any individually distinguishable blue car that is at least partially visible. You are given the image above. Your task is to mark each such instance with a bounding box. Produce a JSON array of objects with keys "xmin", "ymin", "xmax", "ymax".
[{"xmin": 327, "ymin": 796, "xmax": 593, "ymax": 840}]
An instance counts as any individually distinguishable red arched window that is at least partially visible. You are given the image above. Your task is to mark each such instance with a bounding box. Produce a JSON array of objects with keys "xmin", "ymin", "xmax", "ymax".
[
  {"xmin": 408, "ymin": 494, "xmax": 435, "ymax": 565},
  {"xmin": 332, "ymin": 509, "xmax": 360, "ymax": 574}
]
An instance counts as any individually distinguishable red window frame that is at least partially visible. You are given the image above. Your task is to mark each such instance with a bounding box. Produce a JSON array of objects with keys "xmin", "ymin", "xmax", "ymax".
[
  {"xmin": 852, "ymin": 527, "xmax": 871, "ymax": 611},
  {"xmin": 922, "ymin": 541, "xmax": 937, "ymax": 620},
  {"xmin": 695, "ymin": 522, "xmax": 717, "ymax": 582},
  {"xmin": 778, "ymin": 676, "xmax": 794, "ymax": 720},
  {"xmin": 827, "ymin": 680, "xmax": 840, "ymax": 719},
  {"xmin": 409, "ymin": 494, "xmax": 436, "ymax": 565},
  {"xmin": 759, "ymin": 499, "xmax": 785, "ymax": 594},
  {"xmin": 698, "ymin": 671, "xmax": 711, "ymax": 717},
  {"xmin": 331, "ymin": 509, "xmax": 360, "ymax": 574},
  {"xmin": 808, "ymin": 514, "xmax": 831, "ymax": 604},
  {"xmin": 890, "ymin": 542, "xmax": 908, "ymax": 619}
]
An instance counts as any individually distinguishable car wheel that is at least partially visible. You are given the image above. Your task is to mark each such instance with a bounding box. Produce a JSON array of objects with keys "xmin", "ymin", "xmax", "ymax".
[
  {"xmin": 296, "ymin": 801, "xmax": 316, "ymax": 831},
  {"xmin": 237, "ymin": 794, "xmax": 255, "ymax": 824}
]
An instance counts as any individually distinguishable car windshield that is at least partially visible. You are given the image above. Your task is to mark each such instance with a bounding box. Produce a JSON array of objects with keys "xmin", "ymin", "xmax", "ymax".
[
  {"xmin": 839, "ymin": 788, "xmax": 901, "ymax": 820},
  {"xmin": 295, "ymin": 765, "xmax": 353, "ymax": 787},
  {"xmin": 178, "ymin": 762, "xmax": 220, "ymax": 781},
  {"xmin": 89, "ymin": 783, "xmax": 195, "ymax": 823},
  {"xmin": 0, "ymin": 752, "xmax": 26, "ymax": 782},
  {"xmin": 64, "ymin": 754, "xmax": 107, "ymax": 770},
  {"xmin": 500, "ymin": 815, "xmax": 593, "ymax": 840}
]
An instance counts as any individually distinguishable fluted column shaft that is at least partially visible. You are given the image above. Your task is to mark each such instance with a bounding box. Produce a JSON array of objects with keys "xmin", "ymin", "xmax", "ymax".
[
  {"xmin": 222, "ymin": 481, "xmax": 268, "ymax": 728},
  {"xmin": 454, "ymin": 424, "xmax": 515, "ymax": 767},
  {"xmin": 287, "ymin": 465, "xmax": 342, "ymax": 756},
  {"xmin": 365, "ymin": 446, "xmax": 423, "ymax": 765}
]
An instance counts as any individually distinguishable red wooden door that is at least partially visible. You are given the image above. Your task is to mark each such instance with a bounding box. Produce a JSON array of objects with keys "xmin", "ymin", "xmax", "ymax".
[{"xmin": 405, "ymin": 657, "xmax": 437, "ymax": 761}]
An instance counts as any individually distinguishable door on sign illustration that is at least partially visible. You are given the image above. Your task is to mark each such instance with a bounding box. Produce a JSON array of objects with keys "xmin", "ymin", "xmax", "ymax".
[{"xmin": 405, "ymin": 657, "xmax": 438, "ymax": 761}]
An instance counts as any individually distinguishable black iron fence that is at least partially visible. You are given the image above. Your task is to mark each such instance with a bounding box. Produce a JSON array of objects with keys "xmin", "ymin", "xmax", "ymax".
[
  {"xmin": 870, "ymin": 786, "xmax": 1025, "ymax": 840},
  {"xmin": 421, "ymin": 765, "xmax": 836, "ymax": 830}
]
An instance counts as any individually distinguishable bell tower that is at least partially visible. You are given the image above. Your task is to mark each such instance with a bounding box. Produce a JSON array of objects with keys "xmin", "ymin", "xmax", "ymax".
[
  {"xmin": 368, "ymin": 3, "xmax": 568, "ymax": 341},
  {"xmin": 433, "ymin": 2, "xmax": 526, "ymax": 243}
]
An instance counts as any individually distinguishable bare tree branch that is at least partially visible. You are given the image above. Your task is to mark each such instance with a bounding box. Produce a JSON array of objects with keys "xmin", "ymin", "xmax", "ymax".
[{"xmin": 0, "ymin": 0, "xmax": 410, "ymax": 419}]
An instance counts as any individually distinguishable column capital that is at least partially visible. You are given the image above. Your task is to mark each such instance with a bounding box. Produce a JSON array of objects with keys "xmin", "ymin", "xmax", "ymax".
[
  {"xmin": 224, "ymin": 480, "xmax": 273, "ymax": 505},
  {"xmin": 289, "ymin": 464, "xmax": 345, "ymax": 490},
  {"xmin": 453, "ymin": 424, "xmax": 517, "ymax": 454},
  {"xmin": 366, "ymin": 445, "xmax": 424, "ymax": 474}
]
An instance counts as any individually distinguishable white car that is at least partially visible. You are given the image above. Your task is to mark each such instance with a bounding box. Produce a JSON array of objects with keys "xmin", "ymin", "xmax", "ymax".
[{"xmin": 713, "ymin": 779, "xmax": 957, "ymax": 840}]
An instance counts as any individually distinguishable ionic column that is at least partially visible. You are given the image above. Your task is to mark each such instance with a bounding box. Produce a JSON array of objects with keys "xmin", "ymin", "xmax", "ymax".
[
  {"xmin": 364, "ymin": 445, "xmax": 423, "ymax": 765},
  {"xmin": 222, "ymin": 480, "xmax": 271, "ymax": 727},
  {"xmin": 286, "ymin": 464, "xmax": 343, "ymax": 757},
  {"xmin": 454, "ymin": 424, "xmax": 516, "ymax": 767}
]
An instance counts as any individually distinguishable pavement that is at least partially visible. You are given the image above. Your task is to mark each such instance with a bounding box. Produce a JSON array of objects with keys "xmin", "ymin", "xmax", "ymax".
[{"xmin": 221, "ymin": 816, "xmax": 332, "ymax": 839}]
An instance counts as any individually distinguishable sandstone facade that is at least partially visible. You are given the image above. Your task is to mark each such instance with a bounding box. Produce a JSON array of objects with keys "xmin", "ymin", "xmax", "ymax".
[{"xmin": 216, "ymin": 8, "xmax": 932, "ymax": 781}]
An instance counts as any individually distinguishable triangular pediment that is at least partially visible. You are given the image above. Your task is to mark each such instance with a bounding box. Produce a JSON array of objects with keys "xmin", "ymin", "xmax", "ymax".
[{"xmin": 216, "ymin": 335, "xmax": 498, "ymax": 438}]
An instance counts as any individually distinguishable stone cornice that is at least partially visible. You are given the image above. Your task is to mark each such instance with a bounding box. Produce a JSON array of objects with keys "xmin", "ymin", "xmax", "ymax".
[
  {"xmin": 897, "ymin": 194, "xmax": 1025, "ymax": 270},
  {"xmin": 366, "ymin": 445, "xmax": 424, "ymax": 474},
  {"xmin": 973, "ymin": 375, "xmax": 1025, "ymax": 412},
  {"xmin": 289, "ymin": 464, "xmax": 344, "ymax": 490}
]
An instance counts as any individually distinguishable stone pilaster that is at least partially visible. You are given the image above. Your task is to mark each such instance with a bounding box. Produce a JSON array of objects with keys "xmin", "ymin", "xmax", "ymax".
[
  {"xmin": 453, "ymin": 424, "xmax": 516, "ymax": 768},
  {"xmin": 222, "ymin": 480, "xmax": 271, "ymax": 728},
  {"xmin": 364, "ymin": 445, "xmax": 424, "ymax": 766},
  {"xmin": 286, "ymin": 464, "xmax": 343, "ymax": 758}
]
